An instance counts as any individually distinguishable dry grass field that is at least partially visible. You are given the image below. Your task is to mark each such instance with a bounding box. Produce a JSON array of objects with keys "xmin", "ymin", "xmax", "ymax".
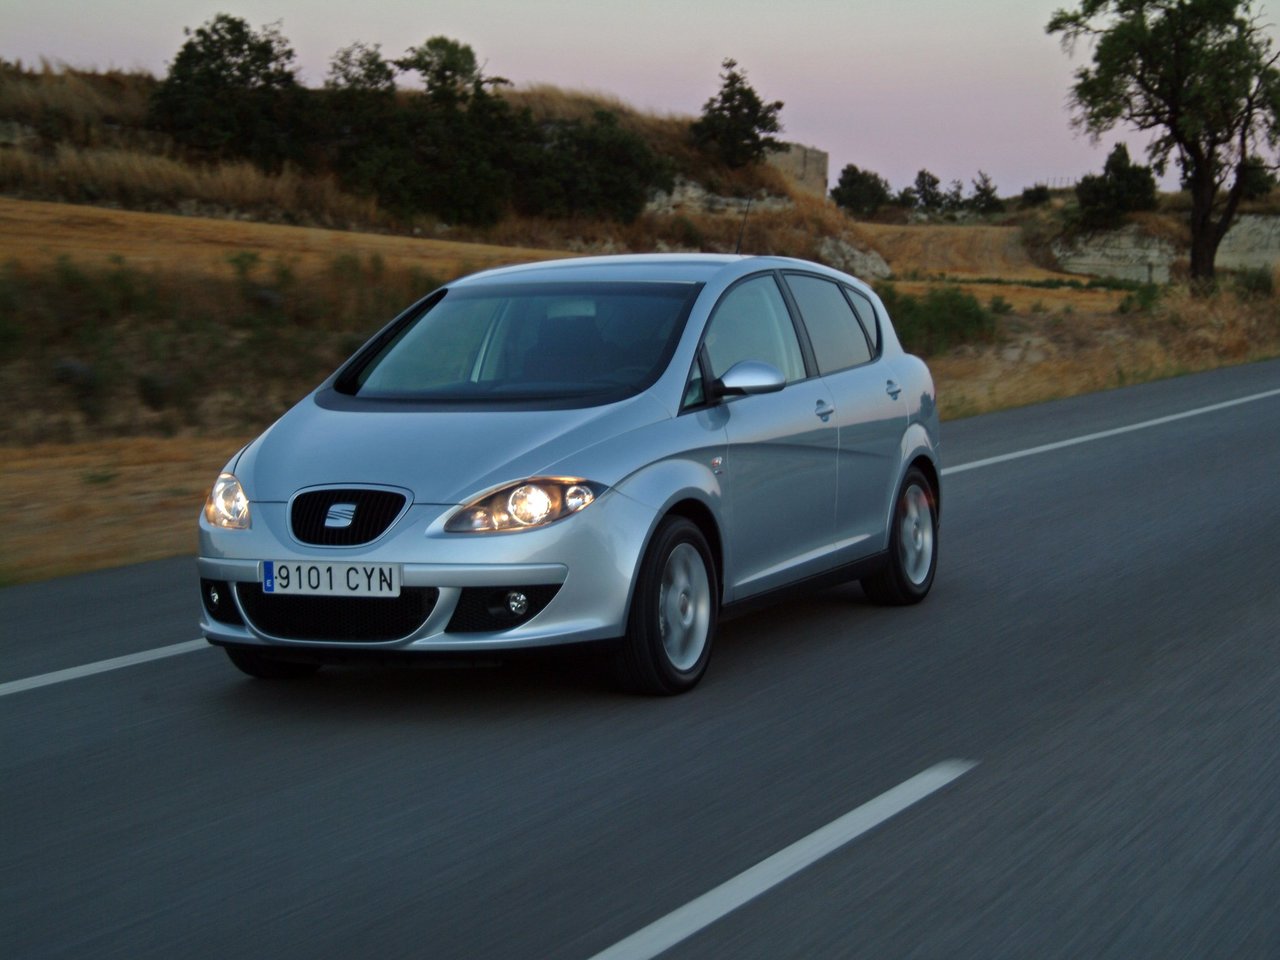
[
  {"xmin": 0, "ymin": 197, "xmax": 569, "ymax": 280},
  {"xmin": 2, "ymin": 199, "xmax": 1276, "ymax": 584}
]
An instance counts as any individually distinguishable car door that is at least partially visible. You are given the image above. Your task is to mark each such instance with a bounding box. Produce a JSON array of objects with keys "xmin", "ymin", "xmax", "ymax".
[
  {"xmin": 699, "ymin": 273, "xmax": 839, "ymax": 599},
  {"xmin": 781, "ymin": 273, "xmax": 907, "ymax": 559}
]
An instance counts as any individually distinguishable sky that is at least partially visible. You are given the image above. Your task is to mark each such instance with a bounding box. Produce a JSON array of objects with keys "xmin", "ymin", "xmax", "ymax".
[{"xmin": 5, "ymin": 0, "xmax": 1276, "ymax": 194}]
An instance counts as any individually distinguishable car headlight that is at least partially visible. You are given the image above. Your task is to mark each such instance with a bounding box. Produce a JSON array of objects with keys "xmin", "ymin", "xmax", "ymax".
[
  {"xmin": 445, "ymin": 478, "xmax": 602, "ymax": 533},
  {"xmin": 204, "ymin": 472, "xmax": 251, "ymax": 530}
]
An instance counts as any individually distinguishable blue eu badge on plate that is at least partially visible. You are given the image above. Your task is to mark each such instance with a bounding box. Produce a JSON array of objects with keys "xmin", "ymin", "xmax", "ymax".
[{"xmin": 263, "ymin": 560, "xmax": 275, "ymax": 593}]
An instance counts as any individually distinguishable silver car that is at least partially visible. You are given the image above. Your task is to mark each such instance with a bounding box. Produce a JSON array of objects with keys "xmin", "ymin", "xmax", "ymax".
[{"xmin": 199, "ymin": 254, "xmax": 939, "ymax": 694}]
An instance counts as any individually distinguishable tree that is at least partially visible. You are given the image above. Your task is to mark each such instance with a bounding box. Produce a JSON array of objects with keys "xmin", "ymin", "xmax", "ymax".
[
  {"xmin": 970, "ymin": 171, "xmax": 1006, "ymax": 214},
  {"xmin": 830, "ymin": 164, "xmax": 892, "ymax": 216},
  {"xmin": 326, "ymin": 41, "xmax": 396, "ymax": 93},
  {"xmin": 691, "ymin": 58, "xmax": 784, "ymax": 168},
  {"xmin": 150, "ymin": 14, "xmax": 302, "ymax": 167},
  {"xmin": 320, "ymin": 43, "xmax": 400, "ymax": 198},
  {"xmin": 942, "ymin": 178, "xmax": 966, "ymax": 213},
  {"xmin": 1075, "ymin": 142, "xmax": 1158, "ymax": 227},
  {"xmin": 1048, "ymin": 0, "xmax": 1280, "ymax": 282},
  {"xmin": 396, "ymin": 37, "xmax": 496, "ymax": 105},
  {"xmin": 913, "ymin": 169, "xmax": 944, "ymax": 211}
]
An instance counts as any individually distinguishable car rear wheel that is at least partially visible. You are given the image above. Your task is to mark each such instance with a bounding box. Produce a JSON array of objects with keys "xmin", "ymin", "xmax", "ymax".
[
  {"xmin": 224, "ymin": 646, "xmax": 321, "ymax": 680},
  {"xmin": 615, "ymin": 516, "xmax": 717, "ymax": 695},
  {"xmin": 862, "ymin": 466, "xmax": 937, "ymax": 605}
]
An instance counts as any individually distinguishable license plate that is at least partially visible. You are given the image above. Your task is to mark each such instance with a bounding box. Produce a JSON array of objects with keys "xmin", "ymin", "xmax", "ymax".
[{"xmin": 262, "ymin": 561, "xmax": 401, "ymax": 597}]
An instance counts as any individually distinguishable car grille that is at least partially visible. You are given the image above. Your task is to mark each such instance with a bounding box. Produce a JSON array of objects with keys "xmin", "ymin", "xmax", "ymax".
[
  {"xmin": 290, "ymin": 488, "xmax": 408, "ymax": 546},
  {"xmin": 236, "ymin": 584, "xmax": 439, "ymax": 642}
]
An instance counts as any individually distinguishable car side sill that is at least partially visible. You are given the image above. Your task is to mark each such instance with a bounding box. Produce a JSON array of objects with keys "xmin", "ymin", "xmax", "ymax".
[{"xmin": 719, "ymin": 551, "xmax": 889, "ymax": 622}]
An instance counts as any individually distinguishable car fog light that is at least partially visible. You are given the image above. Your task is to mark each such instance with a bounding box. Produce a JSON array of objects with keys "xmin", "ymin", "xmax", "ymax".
[{"xmin": 506, "ymin": 591, "xmax": 530, "ymax": 616}]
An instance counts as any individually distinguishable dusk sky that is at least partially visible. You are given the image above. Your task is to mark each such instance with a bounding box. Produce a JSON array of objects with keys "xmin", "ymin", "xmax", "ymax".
[{"xmin": 5, "ymin": 1, "xmax": 1277, "ymax": 194}]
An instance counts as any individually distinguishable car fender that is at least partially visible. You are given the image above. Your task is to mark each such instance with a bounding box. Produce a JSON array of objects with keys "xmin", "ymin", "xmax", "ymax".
[
  {"xmin": 891, "ymin": 421, "xmax": 942, "ymax": 526},
  {"xmin": 610, "ymin": 454, "xmax": 727, "ymax": 618}
]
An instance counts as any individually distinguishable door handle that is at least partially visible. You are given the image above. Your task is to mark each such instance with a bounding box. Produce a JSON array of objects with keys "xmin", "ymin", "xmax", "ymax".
[
  {"xmin": 814, "ymin": 400, "xmax": 835, "ymax": 422},
  {"xmin": 885, "ymin": 380, "xmax": 902, "ymax": 400}
]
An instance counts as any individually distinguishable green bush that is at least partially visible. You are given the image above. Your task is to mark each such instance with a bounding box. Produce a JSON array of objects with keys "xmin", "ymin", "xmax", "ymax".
[
  {"xmin": 515, "ymin": 111, "xmax": 672, "ymax": 223},
  {"xmin": 1232, "ymin": 267, "xmax": 1274, "ymax": 299},
  {"xmin": 1021, "ymin": 184, "xmax": 1052, "ymax": 207},
  {"xmin": 988, "ymin": 294, "xmax": 1014, "ymax": 315},
  {"xmin": 877, "ymin": 284, "xmax": 998, "ymax": 354},
  {"xmin": 1117, "ymin": 283, "xmax": 1161, "ymax": 314},
  {"xmin": 831, "ymin": 164, "xmax": 891, "ymax": 217},
  {"xmin": 1076, "ymin": 144, "xmax": 1157, "ymax": 230}
]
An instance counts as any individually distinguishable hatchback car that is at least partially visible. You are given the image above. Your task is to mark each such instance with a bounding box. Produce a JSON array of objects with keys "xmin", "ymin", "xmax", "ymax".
[{"xmin": 199, "ymin": 254, "xmax": 939, "ymax": 693}]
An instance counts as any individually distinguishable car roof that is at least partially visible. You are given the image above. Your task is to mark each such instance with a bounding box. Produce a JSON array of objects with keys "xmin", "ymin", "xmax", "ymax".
[{"xmin": 450, "ymin": 253, "xmax": 855, "ymax": 289}]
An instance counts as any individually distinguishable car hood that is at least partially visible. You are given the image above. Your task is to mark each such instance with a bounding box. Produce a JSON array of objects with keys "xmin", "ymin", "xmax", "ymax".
[{"xmin": 236, "ymin": 391, "xmax": 671, "ymax": 504}]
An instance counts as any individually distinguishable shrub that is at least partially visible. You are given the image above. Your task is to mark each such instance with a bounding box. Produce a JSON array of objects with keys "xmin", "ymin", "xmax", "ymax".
[
  {"xmin": 988, "ymin": 294, "xmax": 1014, "ymax": 315},
  {"xmin": 515, "ymin": 111, "xmax": 672, "ymax": 223},
  {"xmin": 1021, "ymin": 184, "xmax": 1052, "ymax": 207},
  {"xmin": 1076, "ymin": 144, "xmax": 1158, "ymax": 230},
  {"xmin": 876, "ymin": 284, "xmax": 997, "ymax": 354},
  {"xmin": 1232, "ymin": 267, "xmax": 1274, "ymax": 299},
  {"xmin": 1117, "ymin": 283, "xmax": 1161, "ymax": 314},
  {"xmin": 831, "ymin": 164, "xmax": 891, "ymax": 217}
]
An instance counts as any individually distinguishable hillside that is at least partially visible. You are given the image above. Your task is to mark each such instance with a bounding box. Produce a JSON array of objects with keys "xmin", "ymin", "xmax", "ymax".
[
  {"xmin": 0, "ymin": 197, "xmax": 569, "ymax": 279},
  {"xmin": 2, "ymin": 62, "xmax": 1278, "ymax": 583},
  {"xmin": 860, "ymin": 224, "xmax": 1062, "ymax": 280}
]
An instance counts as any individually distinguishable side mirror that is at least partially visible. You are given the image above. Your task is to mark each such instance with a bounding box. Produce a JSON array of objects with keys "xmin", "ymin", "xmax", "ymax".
[{"xmin": 713, "ymin": 360, "xmax": 786, "ymax": 399}]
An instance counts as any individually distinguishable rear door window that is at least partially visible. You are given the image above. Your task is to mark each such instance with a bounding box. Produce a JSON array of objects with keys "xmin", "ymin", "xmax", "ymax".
[{"xmin": 783, "ymin": 274, "xmax": 873, "ymax": 374}]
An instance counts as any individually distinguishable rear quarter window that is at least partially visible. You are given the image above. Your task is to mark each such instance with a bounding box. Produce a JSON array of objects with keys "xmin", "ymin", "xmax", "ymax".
[{"xmin": 843, "ymin": 286, "xmax": 881, "ymax": 356}]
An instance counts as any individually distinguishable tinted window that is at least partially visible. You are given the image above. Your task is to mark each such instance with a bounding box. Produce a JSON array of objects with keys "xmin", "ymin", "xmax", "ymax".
[
  {"xmin": 844, "ymin": 286, "xmax": 881, "ymax": 356},
  {"xmin": 703, "ymin": 275, "xmax": 806, "ymax": 383},
  {"xmin": 785, "ymin": 274, "xmax": 872, "ymax": 374},
  {"xmin": 342, "ymin": 281, "xmax": 699, "ymax": 404}
]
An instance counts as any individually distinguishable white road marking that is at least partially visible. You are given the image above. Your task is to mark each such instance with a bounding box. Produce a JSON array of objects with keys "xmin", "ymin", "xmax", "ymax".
[
  {"xmin": 8, "ymin": 384, "xmax": 1280, "ymax": 698},
  {"xmin": 586, "ymin": 760, "xmax": 978, "ymax": 960},
  {"xmin": 0, "ymin": 639, "xmax": 208, "ymax": 698},
  {"xmin": 942, "ymin": 386, "xmax": 1280, "ymax": 476}
]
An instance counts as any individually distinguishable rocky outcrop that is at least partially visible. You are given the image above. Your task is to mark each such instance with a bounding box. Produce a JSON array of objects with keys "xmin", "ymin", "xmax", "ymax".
[
  {"xmin": 645, "ymin": 178, "xmax": 793, "ymax": 216},
  {"xmin": 1052, "ymin": 215, "xmax": 1279, "ymax": 282},
  {"xmin": 815, "ymin": 236, "xmax": 891, "ymax": 279},
  {"xmin": 1217, "ymin": 214, "xmax": 1280, "ymax": 272},
  {"xmin": 1052, "ymin": 225, "xmax": 1176, "ymax": 283}
]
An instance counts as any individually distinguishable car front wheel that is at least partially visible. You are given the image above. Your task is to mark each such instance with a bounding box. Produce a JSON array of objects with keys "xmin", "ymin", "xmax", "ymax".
[
  {"xmin": 615, "ymin": 516, "xmax": 717, "ymax": 695},
  {"xmin": 862, "ymin": 466, "xmax": 938, "ymax": 605}
]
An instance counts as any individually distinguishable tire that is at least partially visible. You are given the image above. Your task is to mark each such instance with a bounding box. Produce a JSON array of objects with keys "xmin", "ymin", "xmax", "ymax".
[
  {"xmin": 861, "ymin": 466, "xmax": 938, "ymax": 605},
  {"xmin": 224, "ymin": 646, "xmax": 321, "ymax": 680},
  {"xmin": 615, "ymin": 517, "xmax": 718, "ymax": 695}
]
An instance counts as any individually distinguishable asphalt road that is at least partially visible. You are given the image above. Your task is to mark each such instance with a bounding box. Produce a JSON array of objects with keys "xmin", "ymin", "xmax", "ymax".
[{"xmin": 3, "ymin": 359, "xmax": 1279, "ymax": 959}]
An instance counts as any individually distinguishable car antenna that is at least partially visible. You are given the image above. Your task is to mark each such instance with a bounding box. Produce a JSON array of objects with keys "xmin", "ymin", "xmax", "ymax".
[{"xmin": 734, "ymin": 195, "xmax": 754, "ymax": 255}]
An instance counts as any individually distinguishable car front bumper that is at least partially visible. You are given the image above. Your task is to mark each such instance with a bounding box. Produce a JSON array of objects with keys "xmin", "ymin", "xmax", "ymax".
[{"xmin": 197, "ymin": 490, "xmax": 657, "ymax": 652}]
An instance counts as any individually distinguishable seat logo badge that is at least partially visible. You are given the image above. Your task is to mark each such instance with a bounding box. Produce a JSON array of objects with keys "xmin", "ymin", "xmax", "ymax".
[{"xmin": 325, "ymin": 503, "xmax": 357, "ymax": 529}]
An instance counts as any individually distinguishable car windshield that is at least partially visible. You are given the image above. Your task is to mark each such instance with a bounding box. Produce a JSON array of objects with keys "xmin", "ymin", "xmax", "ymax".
[{"xmin": 339, "ymin": 281, "xmax": 701, "ymax": 405}]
